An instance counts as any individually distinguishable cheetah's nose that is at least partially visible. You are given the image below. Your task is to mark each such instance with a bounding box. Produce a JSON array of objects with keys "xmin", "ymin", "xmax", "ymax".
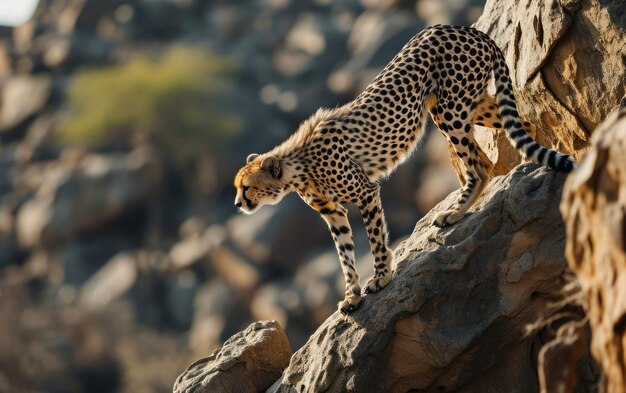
[{"xmin": 235, "ymin": 202, "xmax": 242, "ymax": 208}]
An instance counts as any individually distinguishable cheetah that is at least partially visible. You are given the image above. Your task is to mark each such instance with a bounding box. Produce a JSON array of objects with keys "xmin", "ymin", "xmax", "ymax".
[{"xmin": 234, "ymin": 24, "xmax": 575, "ymax": 314}]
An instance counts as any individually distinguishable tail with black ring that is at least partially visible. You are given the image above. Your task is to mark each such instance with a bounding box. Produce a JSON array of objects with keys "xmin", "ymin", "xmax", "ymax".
[{"xmin": 490, "ymin": 44, "xmax": 575, "ymax": 172}]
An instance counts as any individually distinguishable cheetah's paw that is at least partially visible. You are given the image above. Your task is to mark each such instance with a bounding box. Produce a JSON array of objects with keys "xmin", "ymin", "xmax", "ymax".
[
  {"xmin": 338, "ymin": 293, "xmax": 362, "ymax": 314},
  {"xmin": 432, "ymin": 209, "xmax": 464, "ymax": 228},
  {"xmin": 363, "ymin": 274, "xmax": 391, "ymax": 295}
]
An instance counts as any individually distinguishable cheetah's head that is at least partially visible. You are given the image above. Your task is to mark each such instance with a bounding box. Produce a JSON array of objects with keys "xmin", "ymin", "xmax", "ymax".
[{"xmin": 233, "ymin": 153, "xmax": 286, "ymax": 214}]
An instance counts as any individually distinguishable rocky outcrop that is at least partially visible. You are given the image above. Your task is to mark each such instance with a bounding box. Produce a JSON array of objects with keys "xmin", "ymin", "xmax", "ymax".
[
  {"xmin": 561, "ymin": 100, "xmax": 626, "ymax": 393},
  {"xmin": 174, "ymin": 320, "xmax": 291, "ymax": 393},
  {"xmin": 260, "ymin": 164, "xmax": 596, "ymax": 392},
  {"xmin": 457, "ymin": 0, "xmax": 626, "ymax": 179}
]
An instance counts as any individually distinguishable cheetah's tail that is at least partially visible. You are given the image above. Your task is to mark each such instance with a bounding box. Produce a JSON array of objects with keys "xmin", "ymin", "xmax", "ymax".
[{"xmin": 490, "ymin": 45, "xmax": 575, "ymax": 173}]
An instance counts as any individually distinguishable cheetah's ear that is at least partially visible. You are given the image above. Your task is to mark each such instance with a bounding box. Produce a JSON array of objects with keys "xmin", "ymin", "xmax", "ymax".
[
  {"xmin": 246, "ymin": 153, "xmax": 259, "ymax": 164},
  {"xmin": 261, "ymin": 155, "xmax": 281, "ymax": 179}
]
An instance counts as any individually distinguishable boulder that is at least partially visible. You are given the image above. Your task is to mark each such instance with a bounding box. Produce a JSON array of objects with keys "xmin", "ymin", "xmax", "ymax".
[
  {"xmin": 268, "ymin": 164, "xmax": 597, "ymax": 392},
  {"xmin": 174, "ymin": 320, "xmax": 292, "ymax": 393},
  {"xmin": 457, "ymin": 0, "xmax": 625, "ymax": 178},
  {"xmin": 168, "ymin": 224, "xmax": 227, "ymax": 270},
  {"xmin": 561, "ymin": 100, "xmax": 626, "ymax": 393},
  {"xmin": 330, "ymin": 10, "xmax": 424, "ymax": 96},
  {"xmin": 60, "ymin": 234, "xmax": 134, "ymax": 286},
  {"xmin": 0, "ymin": 75, "xmax": 52, "ymax": 142},
  {"xmin": 226, "ymin": 198, "xmax": 329, "ymax": 273},
  {"xmin": 78, "ymin": 251, "xmax": 138, "ymax": 311},
  {"xmin": 16, "ymin": 147, "xmax": 161, "ymax": 248},
  {"xmin": 189, "ymin": 280, "xmax": 245, "ymax": 350}
]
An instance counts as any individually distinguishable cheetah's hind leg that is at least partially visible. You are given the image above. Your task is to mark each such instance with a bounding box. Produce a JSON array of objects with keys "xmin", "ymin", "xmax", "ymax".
[
  {"xmin": 472, "ymin": 94, "xmax": 539, "ymax": 164},
  {"xmin": 432, "ymin": 122, "xmax": 489, "ymax": 228}
]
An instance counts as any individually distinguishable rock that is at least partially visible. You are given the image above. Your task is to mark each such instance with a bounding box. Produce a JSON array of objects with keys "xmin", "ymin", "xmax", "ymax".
[
  {"xmin": 269, "ymin": 164, "xmax": 597, "ymax": 392},
  {"xmin": 465, "ymin": 0, "xmax": 625, "ymax": 178},
  {"xmin": 60, "ymin": 234, "xmax": 134, "ymax": 286},
  {"xmin": 171, "ymin": 219, "xmax": 263, "ymax": 295},
  {"xmin": 416, "ymin": 0, "xmax": 484, "ymax": 25},
  {"xmin": 72, "ymin": 0, "xmax": 126, "ymax": 30},
  {"xmin": 293, "ymin": 251, "xmax": 345, "ymax": 319},
  {"xmin": 165, "ymin": 269, "xmax": 198, "ymax": 330},
  {"xmin": 250, "ymin": 281, "xmax": 297, "ymax": 336},
  {"xmin": 414, "ymin": 132, "xmax": 460, "ymax": 211},
  {"xmin": 0, "ymin": 42, "xmax": 13, "ymax": 78},
  {"xmin": 16, "ymin": 147, "xmax": 161, "ymax": 248},
  {"xmin": 561, "ymin": 101, "xmax": 626, "ymax": 392},
  {"xmin": 0, "ymin": 231, "xmax": 21, "ymax": 268},
  {"xmin": 538, "ymin": 319, "xmax": 590, "ymax": 393},
  {"xmin": 12, "ymin": 20, "xmax": 36, "ymax": 54},
  {"xmin": 189, "ymin": 280, "xmax": 245, "ymax": 350},
  {"xmin": 174, "ymin": 320, "xmax": 292, "ymax": 393},
  {"xmin": 0, "ymin": 75, "xmax": 52, "ymax": 142},
  {"xmin": 15, "ymin": 112, "xmax": 61, "ymax": 164},
  {"xmin": 226, "ymin": 198, "xmax": 329, "ymax": 273},
  {"xmin": 331, "ymin": 10, "xmax": 423, "ymax": 95},
  {"xmin": 285, "ymin": 14, "xmax": 327, "ymax": 57},
  {"xmin": 207, "ymin": 244, "xmax": 262, "ymax": 293},
  {"xmin": 168, "ymin": 225, "xmax": 227, "ymax": 270},
  {"xmin": 78, "ymin": 252, "xmax": 137, "ymax": 311},
  {"xmin": 38, "ymin": 34, "xmax": 113, "ymax": 70}
]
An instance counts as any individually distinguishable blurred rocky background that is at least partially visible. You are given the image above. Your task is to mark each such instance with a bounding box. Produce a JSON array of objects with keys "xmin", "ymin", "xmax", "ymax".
[{"xmin": 0, "ymin": 0, "xmax": 487, "ymax": 392}]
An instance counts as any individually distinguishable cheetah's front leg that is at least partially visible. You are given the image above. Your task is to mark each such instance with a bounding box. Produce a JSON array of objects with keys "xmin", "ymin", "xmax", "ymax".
[
  {"xmin": 359, "ymin": 186, "xmax": 393, "ymax": 295},
  {"xmin": 320, "ymin": 205, "xmax": 362, "ymax": 314}
]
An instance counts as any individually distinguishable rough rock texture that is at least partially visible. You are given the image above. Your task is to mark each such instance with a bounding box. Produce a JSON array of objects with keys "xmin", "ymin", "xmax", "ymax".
[
  {"xmin": 174, "ymin": 320, "xmax": 292, "ymax": 393},
  {"xmin": 537, "ymin": 318, "xmax": 590, "ymax": 393},
  {"xmin": 561, "ymin": 101, "xmax": 626, "ymax": 393},
  {"xmin": 456, "ymin": 0, "xmax": 626, "ymax": 179},
  {"xmin": 268, "ymin": 165, "xmax": 597, "ymax": 392}
]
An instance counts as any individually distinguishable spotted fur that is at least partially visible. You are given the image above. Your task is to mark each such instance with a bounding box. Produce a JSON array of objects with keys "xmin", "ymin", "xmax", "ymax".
[{"xmin": 234, "ymin": 24, "xmax": 575, "ymax": 313}]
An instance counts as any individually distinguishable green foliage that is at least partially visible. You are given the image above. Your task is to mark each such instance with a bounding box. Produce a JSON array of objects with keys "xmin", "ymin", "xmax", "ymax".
[{"xmin": 60, "ymin": 46, "xmax": 240, "ymax": 167}]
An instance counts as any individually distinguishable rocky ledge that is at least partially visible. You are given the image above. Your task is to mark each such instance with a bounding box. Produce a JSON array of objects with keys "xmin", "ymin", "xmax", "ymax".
[{"xmin": 176, "ymin": 164, "xmax": 599, "ymax": 392}]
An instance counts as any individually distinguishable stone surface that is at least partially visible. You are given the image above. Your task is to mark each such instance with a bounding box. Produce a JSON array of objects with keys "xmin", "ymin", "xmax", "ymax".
[
  {"xmin": 16, "ymin": 147, "xmax": 161, "ymax": 248},
  {"xmin": 538, "ymin": 319, "xmax": 590, "ymax": 393},
  {"xmin": 78, "ymin": 252, "xmax": 137, "ymax": 310},
  {"xmin": 189, "ymin": 280, "xmax": 243, "ymax": 350},
  {"xmin": 226, "ymin": 199, "xmax": 330, "ymax": 273},
  {"xmin": 268, "ymin": 164, "xmax": 597, "ymax": 392},
  {"xmin": 0, "ymin": 75, "xmax": 52, "ymax": 141},
  {"xmin": 561, "ymin": 101, "xmax": 626, "ymax": 393},
  {"xmin": 174, "ymin": 320, "xmax": 292, "ymax": 393},
  {"xmin": 463, "ymin": 0, "xmax": 625, "ymax": 178}
]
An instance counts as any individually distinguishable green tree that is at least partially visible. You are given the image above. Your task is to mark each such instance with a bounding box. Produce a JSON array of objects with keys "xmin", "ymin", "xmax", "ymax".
[{"xmin": 60, "ymin": 45, "xmax": 240, "ymax": 169}]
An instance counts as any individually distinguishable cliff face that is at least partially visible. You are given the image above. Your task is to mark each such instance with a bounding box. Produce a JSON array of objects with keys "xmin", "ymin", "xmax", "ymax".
[{"xmin": 561, "ymin": 101, "xmax": 626, "ymax": 393}]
